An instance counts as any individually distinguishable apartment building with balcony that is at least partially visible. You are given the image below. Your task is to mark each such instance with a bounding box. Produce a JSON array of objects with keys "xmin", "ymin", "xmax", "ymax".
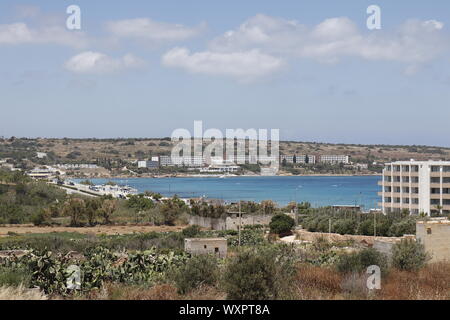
[
  {"xmin": 280, "ymin": 155, "xmax": 316, "ymax": 164},
  {"xmin": 319, "ymin": 155, "xmax": 350, "ymax": 164},
  {"xmin": 379, "ymin": 160, "xmax": 450, "ymax": 216}
]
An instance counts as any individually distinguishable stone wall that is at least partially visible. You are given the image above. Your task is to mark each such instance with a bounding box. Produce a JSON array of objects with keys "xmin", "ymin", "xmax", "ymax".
[
  {"xmin": 188, "ymin": 215, "xmax": 226, "ymax": 230},
  {"xmin": 416, "ymin": 220, "xmax": 450, "ymax": 263}
]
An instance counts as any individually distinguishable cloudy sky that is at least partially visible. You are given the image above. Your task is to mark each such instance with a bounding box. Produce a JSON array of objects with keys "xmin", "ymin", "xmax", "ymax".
[{"xmin": 1, "ymin": 0, "xmax": 450, "ymax": 146}]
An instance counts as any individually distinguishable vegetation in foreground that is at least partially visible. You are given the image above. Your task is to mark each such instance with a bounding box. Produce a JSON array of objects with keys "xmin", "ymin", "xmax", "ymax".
[{"xmin": 0, "ymin": 229, "xmax": 447, "ymax": 300}]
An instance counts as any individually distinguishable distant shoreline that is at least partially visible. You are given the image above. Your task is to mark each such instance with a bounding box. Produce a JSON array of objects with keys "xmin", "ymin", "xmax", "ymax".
[{"xmin": 70, "ymin": 173, "xmax": 382, "ymax": 180}]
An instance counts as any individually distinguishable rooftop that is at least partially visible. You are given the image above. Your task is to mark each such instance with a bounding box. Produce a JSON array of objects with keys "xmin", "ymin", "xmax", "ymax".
[{"xmin": 387, "ymin": 160, "xmax": 450, "ymax": 165}]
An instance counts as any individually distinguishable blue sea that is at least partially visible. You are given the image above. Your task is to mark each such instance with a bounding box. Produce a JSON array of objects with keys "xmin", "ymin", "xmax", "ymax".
[{"xmin": 80, "ymin": 176, "xmax": 382, "ymax": 209}]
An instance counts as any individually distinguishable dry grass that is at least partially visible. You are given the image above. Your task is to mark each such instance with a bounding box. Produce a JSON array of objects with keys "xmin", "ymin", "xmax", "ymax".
[
  {"xmin": 379, "ymin": 262, "xmax": 450, "ymax": 300},
  {"xmin": 292, "ymin": 262, "xmax": 450, "ymax": 300},
  {"xmin": 77, "ymin": 283, "xmax": 226, "ymax": 300},
  {"xmin": 80, "ymin": 283, "xmax": 180, "ymax": 300},
  {"xmin": 0, "ymin": 285, "xmax": 47, "ymax": 300},
  {"xmin": 293, "ymin": 265, "xmax": 344, "ymax": 300},
  {"xmin": 184, "ymin": 285, "xmax": 226, "ymax": 300},
  {"xmin": 0, "ymin": 224, "xmax": 185, "ymax": 237}
]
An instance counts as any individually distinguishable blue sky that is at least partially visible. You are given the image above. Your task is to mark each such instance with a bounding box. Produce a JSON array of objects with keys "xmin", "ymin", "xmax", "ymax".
[{"xmin": 1, "ymin": 1, "xmax": 450, "ymax": 146}]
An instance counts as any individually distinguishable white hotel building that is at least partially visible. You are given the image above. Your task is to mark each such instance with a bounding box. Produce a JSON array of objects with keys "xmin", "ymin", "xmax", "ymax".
[
  {"xmin": 319, "ymin": 155, "xmax": 350, "ymax": 164},
  {"xmin": 379, "ymin": 160, "xmax": 450, "ymax": 216}
]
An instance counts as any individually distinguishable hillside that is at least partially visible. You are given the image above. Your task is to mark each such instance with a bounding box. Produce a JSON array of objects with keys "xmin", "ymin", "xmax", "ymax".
[{"xmin": 1, "ymin": 137, "xmax": 449, "ymax": 165}]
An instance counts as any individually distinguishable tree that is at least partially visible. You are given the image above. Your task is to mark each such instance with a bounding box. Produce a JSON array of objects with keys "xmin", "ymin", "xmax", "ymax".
[
  {"xmin": 160, "ymin": 196, "xmax": 186, "ymax": 225},
  {"xmin": 269, "ymin": 214, "xmax": 295, "ymax": 236},
  {"xmin": 336, "ymin": 248, "xmax": 388, "ymax": 275},
  {"xmin": 170, "ymin": 254, "xmax": 219, "ymax": 294},
  {"xmin": 261, "ymin": 200, "xmax": 276, "ymax": 215},
  {"xmin": 222, "ymin": 245, "xmax": 296, "ymax": 300},
  {"xmin": 63, "ymin": 198, "xmax": 86, "ymax": 227},
  {"xmin": 391, "ymin": 239, "xmax": 430, "ymax": 271},
  {"xmin": 85, "ymin": 198, "xmax": 101, "ymax": 226},
  {"xmin": 127, "ymin": 194, "xmax": 154, "ymax": 223},
  {"xmin": 99, "ymin": 199, "xmax": 118, "ymax": 224}
]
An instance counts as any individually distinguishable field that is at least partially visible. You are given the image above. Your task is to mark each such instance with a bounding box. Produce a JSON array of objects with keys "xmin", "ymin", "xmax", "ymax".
[{"xmin": 0, "ymin": 224, "xmax": 184, "ymax": 237}]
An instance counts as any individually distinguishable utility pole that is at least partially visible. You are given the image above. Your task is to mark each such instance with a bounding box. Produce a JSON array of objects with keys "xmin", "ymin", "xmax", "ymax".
[
  {"xmin": 294, "ymin": 203, "xmax": 298, "ymax": 226},
  {"xmin": 328, "ymin": 218, "xmax": 332, "ymax": 240},
  {"xmin": 238, "ymin": 200, "xmax": 242, "ymax": 247},
  {"xmin": 374, "ymin": 212, "xmax": 377, "ymax": 237}
]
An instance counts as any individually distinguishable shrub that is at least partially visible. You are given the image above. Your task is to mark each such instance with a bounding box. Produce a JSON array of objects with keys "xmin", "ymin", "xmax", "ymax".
[
  {"xmin": 269, "ymin": 214, "xmax": 295, "ymax": 236},
  {"xmin": 336, "ymin": 248, "xmax": 388, "ymax": 275},
  {"xmin": 388, "ymin": 218, "xmax": 416, "ymax": 237},
  {"xmin": 391, "ymin": 239, "xmax": 429, "ymax": 271},
  {"xmin": 170, "ymin": 254, "xmax": 219, "ymax": 294},
  {"xmin": 222, "ymin": 245, "xmax": 296, "ymax": 300},
  {"xmin": 181, "ymin": 225, "xmax": 201, "ymax": 238}
]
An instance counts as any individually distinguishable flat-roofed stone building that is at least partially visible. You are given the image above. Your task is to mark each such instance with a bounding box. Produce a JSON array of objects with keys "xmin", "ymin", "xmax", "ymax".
[
  {"xmin": 416, "ymin": 219, "xmax": 450, "ymax": 263},
  {"xmin": 184, "ymin": 238, "xmax": 227, "ymax": 258}
]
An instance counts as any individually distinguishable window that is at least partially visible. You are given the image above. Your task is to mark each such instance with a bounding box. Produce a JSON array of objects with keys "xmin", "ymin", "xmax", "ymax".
[
  {"xmin": 204, "ymin": 245, "xmax": 207, "ymax": 249},
  {"xmin": 403, "ymin": 198, "xmax": 410, "ymax": 204},
  {"xmin": 443, "ymin": 166, "xmax": 450, "ymax": 172},
  {"xmin": 412, "ymin": 177, "xmax": 419, "ymax": 183},
  {"xmin": 402, "ymin": 177, "xmax": 410, "ymax": 183},
  {"xmin": 431, "ymin": 188, "xmax": 441, "ymax": 194},
  {"xmin": 214, "ymin": 247, "xmax": 219, "ymax": 253},
  {"xmin": 395, "ymin": 187, "xmax": 400, "ymax": 193},
  {"xmin": 431, "ymin": 166, "xmax": 441, "ymax": 172},
  {"xmin": 430, "ymin": 199, "xmax": 440, "ymax": 205},
  {"xmin": 431, "ymin": 177, "xmax": 441, "ymax": 183},
  {"xmin": 412, "ymin": 166, "xmax": 419, "ymax": 172},
  {"xmin": 444, "ymin": 177, "xmax": 450, "ymax": 183},
  {"xmin": 427, "ymin": 228, "xmax": 432, "ymax": 235}
]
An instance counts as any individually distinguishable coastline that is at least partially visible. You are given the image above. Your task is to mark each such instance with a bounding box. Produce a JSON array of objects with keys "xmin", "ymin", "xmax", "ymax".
[{"xmin": 69, "ymin": 172, "xmax": 382, "ymax": 180}]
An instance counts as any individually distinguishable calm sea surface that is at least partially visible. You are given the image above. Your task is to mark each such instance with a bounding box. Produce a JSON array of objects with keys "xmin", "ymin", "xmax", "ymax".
[{"xmin": 82, "ymin": 176, "xmax": 382, "ymax": 209}]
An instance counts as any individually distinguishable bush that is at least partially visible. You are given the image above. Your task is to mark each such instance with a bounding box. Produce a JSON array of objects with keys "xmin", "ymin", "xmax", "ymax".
[
  {"xmin": 181, "ymin": 225, "xmax": 201, "ymax": 238},
  {"xmin": 336, "ymin": 248, "xmax": 388, "ymax": 275},
  {"xmin": 391, "ymin": 239, "xmax": 429, "ymax": 271},
  {"xmin": 269, "ymin": 214, "xmax": 295, "ymax": 236},
  {"xmin": 388, "ymin": 218, "xmax": 416, "ymax": 237},
  {"xmin": 170, "ymin": 254, "xmax": 219, "ymax": 294},
  {"xmin": 222, "ymin": 245, "xmax": 296, "ymax": 300}
]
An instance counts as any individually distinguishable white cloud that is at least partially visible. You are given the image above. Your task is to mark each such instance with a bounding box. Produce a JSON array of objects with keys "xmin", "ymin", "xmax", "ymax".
[
  {"xmin": 0, "ymin": 22, "xmax": 88, "ymax": 48},
  {"xmin": 65, "ymin": 51, "xmax": 146, "ymax": 74},
  {"xmin": 161, "ymin": 47, "xmax": 283, "ymax": 80},
  {"xmin": 209, "ymin": 14, "xmax": 447, "ymax": 65},
  {"xmin": 106, "ymin": 18, "xmax": 206, "ymax": 42}
]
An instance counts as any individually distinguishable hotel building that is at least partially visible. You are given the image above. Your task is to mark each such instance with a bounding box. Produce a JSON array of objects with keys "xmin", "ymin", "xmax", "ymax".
[
  {"xmin": 319, "ymin": 155, "xmax": 350, "ymax": 164},
  {"xmin": 379, "ymin": 160, "xmax": 450, "ymax": 216}
]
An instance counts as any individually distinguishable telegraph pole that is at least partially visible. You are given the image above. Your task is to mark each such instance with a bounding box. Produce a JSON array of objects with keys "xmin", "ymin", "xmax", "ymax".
[
  {"xmin": 238, "ymin": 200, "xmax": 242, "ymax": 247},
  {"xmin": 374, "ymin": 212, "xmax": 377, "ymax": 237}
]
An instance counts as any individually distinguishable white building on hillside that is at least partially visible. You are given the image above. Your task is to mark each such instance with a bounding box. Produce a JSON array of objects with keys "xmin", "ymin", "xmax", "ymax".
[
  {"xmin": 319, "ymin": 155, "xmax": 350, "ymax": 164},
  {"xmin": 379, "ymin": 160, "xmax": 450, "ymax": 216}
]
